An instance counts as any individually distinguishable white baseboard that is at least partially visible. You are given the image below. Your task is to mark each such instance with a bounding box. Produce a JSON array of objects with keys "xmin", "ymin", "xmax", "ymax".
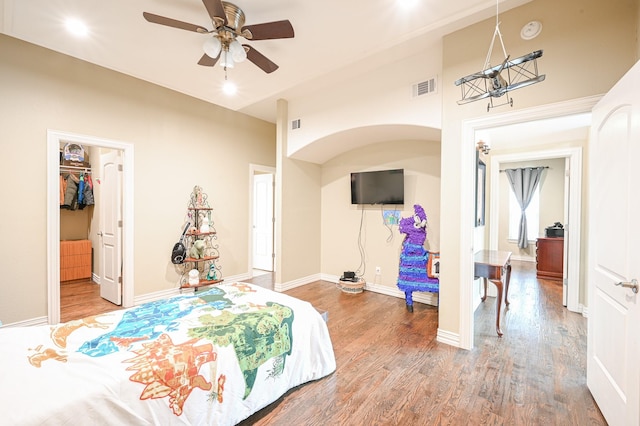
[
  {"xmin": 436, "ymin": 328, "xmax": 460, "ymax": 347},
  {"xmin": 510, "ymin": 255, "xmax": 535, "ymax": 262},
  {"xmin": 133, "ymin": 272, "xmax": 255, "ymax": 305},
  {"xmin": 134, "ymin": 288, "xmax": 184, "ymax": 305},
  {"xmin": 275, "ymin": 273, "xmax": 323, "ymax": 292},
  {"xmin": 581, "ymin": 305, "xmax": 588, "ymax": 318},
  {"xmin": 0, "ymin": 316, "xmax": 48, "ymax": 328},
  {"xmin": 92, "ymin": 273, "xmax": 100, "ymax": 284},
  {"xmin": 321, "ymin": 274, "xmax": 438, "ymax": 306}
]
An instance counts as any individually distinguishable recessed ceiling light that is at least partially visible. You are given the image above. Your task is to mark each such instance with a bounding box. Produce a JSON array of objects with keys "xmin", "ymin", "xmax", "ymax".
[{"xmin": 65, "ymin": 18, "xmax": 89, "ymax": 37}]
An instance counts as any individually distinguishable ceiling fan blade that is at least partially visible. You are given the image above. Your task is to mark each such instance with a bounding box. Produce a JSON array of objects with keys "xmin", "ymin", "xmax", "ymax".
[
  {"xmin": 243, "ymin": 45, "xmax": 279, "ymax": 73},
  {"xmin": 242, "ymin": 20, "xmax": 294, "ymax": 40},
  {"xmin": 202, "ymin": 0, "xmax": 227, "ymax": 27},
  {"xmin": 198, "ymin": 53, "xmax": 219, "ymax": 67},
  {"xmin": 143, "ymin": 12, "xmax": 209, "ymax": 33}
]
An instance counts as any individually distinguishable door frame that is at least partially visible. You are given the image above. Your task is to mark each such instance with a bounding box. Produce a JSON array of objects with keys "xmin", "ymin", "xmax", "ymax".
[
  {"xmin": 488, "ymin": 147, "xmax": 582, "ymax": 312},
  {"xmin": 248, "ymin": 164, "xmax": 275, "ymax": 274},
  {"xmin": 47, "ymin": 130, "xmax": 134, "ymax": 324},
  {"xmin": 459, "ymin": 95, "xmax": 601, "ymax": 349}
]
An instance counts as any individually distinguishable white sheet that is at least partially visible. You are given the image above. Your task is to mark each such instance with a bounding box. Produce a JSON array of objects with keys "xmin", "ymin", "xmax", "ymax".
[{"xmin": 0, "ymin": 283, "xmax": 336, "ymax": 425}]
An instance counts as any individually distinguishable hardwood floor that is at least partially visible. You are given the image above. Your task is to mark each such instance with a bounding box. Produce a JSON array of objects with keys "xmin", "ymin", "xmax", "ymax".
[
  {"xmin": 60, "ymin": 264, "xmax": 606, "ymax": 425},
  {"xmin": 60, "ymin": 279, "xmax": 122, "ymax": 323},
  {"xmin": 239, "ymin": 262, "xmax": 606, "ymax": 425}
]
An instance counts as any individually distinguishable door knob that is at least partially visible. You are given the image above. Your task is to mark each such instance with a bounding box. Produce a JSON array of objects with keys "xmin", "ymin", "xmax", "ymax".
[
  {"xmin": 615, "ymin": 279, "xmax": 639, "ymax": 294},
  {"xmin": 97, "ymin": 231, "xmax": 103, "ymax": 237}
]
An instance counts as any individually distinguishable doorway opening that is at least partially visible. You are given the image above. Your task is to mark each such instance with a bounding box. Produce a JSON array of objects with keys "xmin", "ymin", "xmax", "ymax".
[
  {"xmin": 47, "ymin": 130, "xmax": 134, "ymax": 324},
  {"xmin": 459, "ymin": 95, "xmax": 600, "ymax": 349},
  {"xmin": 249, "ymin": 164, "xmax": 275, "ymax": 276}
]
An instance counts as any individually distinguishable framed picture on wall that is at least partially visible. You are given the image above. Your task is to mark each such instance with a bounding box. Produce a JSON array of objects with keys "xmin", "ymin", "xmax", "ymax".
[{"xmin": 475, "ymin": 151, "xmax": 486, "ymax": 227}]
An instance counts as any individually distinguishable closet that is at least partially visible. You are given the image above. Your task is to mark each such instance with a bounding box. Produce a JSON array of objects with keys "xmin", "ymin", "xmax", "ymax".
[{"xmin": 59, "ymin": 143, "xmax": 95, "ymax": 282}]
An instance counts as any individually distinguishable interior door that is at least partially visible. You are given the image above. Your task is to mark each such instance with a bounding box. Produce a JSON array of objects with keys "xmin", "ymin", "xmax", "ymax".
[
  {"xmin": 253, "ymin": 173, "xmax": 274, "ymax": 271},
  {"xmin": 587, "ymin": 60, "xmax": 640, "ymax": 425},
  {"xmin": 99, "ymin": 150, "xmax": 122, "ymax": 305}
]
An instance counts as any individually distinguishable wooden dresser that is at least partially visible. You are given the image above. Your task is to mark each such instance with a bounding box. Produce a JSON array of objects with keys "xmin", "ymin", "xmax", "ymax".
[{"xmin": 536, "ymin": 237, "xmax": 563, "ymax": 280}]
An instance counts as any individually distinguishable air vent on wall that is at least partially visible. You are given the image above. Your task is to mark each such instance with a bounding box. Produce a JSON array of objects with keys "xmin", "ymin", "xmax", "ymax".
[
  {"xmin": 412, "ymin": 76, "xmax": 437, "ymax": 98},
  {"xmin": 291, "ymin": 119, "xmax": 301, "ymax": 130}
]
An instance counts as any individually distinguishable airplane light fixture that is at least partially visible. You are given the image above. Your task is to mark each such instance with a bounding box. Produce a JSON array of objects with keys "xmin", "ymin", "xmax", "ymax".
[{"xmin": 454, "ymin": 0, "xmax": 546, "ymax": 111}]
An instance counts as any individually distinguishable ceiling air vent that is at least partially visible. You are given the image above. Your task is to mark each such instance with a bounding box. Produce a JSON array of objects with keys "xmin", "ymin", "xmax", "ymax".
[
  {"xmin": 291, "ymin": 119, "xmax": 301, "ymax": 130},
  {"xmin": 412, "ymin": 76, "xmax": 437, "ymax": 98}
]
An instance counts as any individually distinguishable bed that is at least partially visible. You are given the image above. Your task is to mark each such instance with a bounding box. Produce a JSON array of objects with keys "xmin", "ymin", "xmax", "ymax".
[{"xmin": 0, "ymin": 282, "xmax": 336, "ymax": 425}]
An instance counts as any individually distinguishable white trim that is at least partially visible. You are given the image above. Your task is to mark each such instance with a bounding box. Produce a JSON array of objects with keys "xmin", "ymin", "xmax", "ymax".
[
  {"xmin": 47, "ymin": 130, "xmax": 134, "ymax": 325},
  {"xmin": 436, "ymin": 328, "xmax": 460, "ymax": 347},
  {"xmin": 459, "ymin": 95, "xmax": 601, "ymax": 349},
  {"xmin": 510, "ymin": 255, "xmax": 535, "ymax": 262},
  {"xmin": 322, "ymin": 274, "xmax": 440, "ymax": 306},
  {"xmin": 275, "ymin": 273, "xmax": 322, "ymax": 292},
  {"xmin": 0, "ymin": 316, "xmax": 49, "ymax": 328},
  {"xmin": 134, "ymin": 288, "xmax": 181, "ymax": 305}
]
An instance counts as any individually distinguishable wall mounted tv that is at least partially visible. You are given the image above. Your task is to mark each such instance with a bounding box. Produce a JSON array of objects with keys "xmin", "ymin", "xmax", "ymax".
[{"xmin": 351, "ymin": 169, "xmax": 404, "ymax": 205}]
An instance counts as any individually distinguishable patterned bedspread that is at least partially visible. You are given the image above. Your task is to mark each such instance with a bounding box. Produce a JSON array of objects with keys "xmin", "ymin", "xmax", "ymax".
[{"xmin": 0, "ymin": 283, "xmax": 336, "ymax": 425}]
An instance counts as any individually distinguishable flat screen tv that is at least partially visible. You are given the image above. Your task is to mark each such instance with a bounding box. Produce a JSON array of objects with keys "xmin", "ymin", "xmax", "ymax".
[{"xmin": 350, "ymin": 169, "xmax": 404, "ymax": 205}]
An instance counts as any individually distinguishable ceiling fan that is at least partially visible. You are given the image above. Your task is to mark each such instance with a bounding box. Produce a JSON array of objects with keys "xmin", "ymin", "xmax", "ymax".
[{"xmin": 143, "ymin": 0, "xmax": 294, "ymax": 74}]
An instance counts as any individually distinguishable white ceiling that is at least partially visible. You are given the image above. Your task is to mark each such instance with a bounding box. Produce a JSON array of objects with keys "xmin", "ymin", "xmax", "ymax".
[
  {"xmin": 1, "ymin": 0, "xmax": 589, "ymax": 154},
  {"xmin": 0, "ymin": 0, "xmax": 531, "ymax": 123}
]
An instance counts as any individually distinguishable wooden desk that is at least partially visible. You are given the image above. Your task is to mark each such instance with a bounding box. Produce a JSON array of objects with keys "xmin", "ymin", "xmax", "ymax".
[{"xmin": 474, "ymin": 250, "xmax": 512, "ymax": 337}]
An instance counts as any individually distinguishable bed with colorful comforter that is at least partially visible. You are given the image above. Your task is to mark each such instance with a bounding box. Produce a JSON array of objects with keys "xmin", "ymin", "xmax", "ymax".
[{"xmin": 0, "ymin": 282, "xmax": 336, "ymax": 425}]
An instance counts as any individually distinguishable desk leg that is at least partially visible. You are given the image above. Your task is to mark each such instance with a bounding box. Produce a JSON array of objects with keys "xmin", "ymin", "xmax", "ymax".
[
  {"xmin": 481, "ymin": 277, "xmax": 488, "ymax": 302},
  {"xmin": 504, "ymin": 263, "xmax": 512, "ymax": 306},
  {"xmin": 490, "ymin": 279, "xmax": 504, "ymax": 337}
]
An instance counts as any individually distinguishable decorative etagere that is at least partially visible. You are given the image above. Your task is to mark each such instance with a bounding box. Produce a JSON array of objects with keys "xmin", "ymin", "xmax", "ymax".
[{"xmin": 177, "ymin": 185, "xmax": 223, "ymax": 290}]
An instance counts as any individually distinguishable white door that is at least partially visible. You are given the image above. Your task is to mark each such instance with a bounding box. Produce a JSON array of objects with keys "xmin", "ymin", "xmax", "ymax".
[
  {"xmin": 253, "ymin": 173, "xmax": 274, "ymax": 271},
  {"xmin": 99, "ymin": 151, "xmax": 123, "ymax": 305},
  {"xmin": 587, "ymin": 60, "xmax": 640, "ymax": 425},
  {"xmin": 562, "ymin": 158, "xmax": 570, "ymax": 307}
]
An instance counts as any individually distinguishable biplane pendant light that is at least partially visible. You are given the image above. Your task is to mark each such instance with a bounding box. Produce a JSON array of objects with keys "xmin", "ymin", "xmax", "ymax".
[{"xmin": 454, "ymin": 0, "xmax": 546, "ymax": 111}]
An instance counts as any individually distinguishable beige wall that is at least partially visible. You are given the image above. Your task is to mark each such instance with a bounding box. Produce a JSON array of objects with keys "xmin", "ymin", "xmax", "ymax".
[
  {"xmin": 440, "ymin": 0, "xmax": 637, "ymax": 336},
  {"xmin": 497, "ymin": 157, "xmax": 565, "ymax": 258},
  {"xmin": 0, "ymin": 35, "xmax": 275, "ymax": 324},
  {"xmin": 275, "ymin": 99, "xmax": 322, "ymax": 286},
  {"xmin": 321, "ymin": 139, "xmax": 441, "ymax": 287}
]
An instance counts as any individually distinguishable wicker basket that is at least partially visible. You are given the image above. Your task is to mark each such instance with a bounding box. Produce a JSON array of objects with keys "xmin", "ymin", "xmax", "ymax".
[{"xmin": 337, "ymin": 278, "xmax": 365, "ymax": 294}]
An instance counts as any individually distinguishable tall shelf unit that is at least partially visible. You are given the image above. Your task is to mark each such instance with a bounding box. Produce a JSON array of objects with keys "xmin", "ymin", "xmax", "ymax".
[{"xmin": 177, "ymin": 186, "xmax": 223, "ymax": 290}]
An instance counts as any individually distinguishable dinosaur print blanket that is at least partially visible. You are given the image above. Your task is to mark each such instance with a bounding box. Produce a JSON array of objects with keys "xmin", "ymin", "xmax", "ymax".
[{"xmin": 0, "ymin": 283, "xmax": 336, "ymax": 425}]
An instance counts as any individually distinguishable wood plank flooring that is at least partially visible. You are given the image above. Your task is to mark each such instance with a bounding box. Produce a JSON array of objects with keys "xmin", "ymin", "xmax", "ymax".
[
  {"xmin": 60, "ymin": 279, "xmax": 122, "ymax": 323},
  {"xmin": 239, "ymin": 262, "xmax": 606, "ymax": 425},
  {"xmin": 60, "ymin": 263, "xmax": 606, "ymax": 425}
]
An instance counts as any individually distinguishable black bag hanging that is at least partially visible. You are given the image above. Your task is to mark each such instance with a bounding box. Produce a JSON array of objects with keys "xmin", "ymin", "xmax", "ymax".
[{"xmin": 171, "ymin": 223, "xmax": 190, "ymax": 264}]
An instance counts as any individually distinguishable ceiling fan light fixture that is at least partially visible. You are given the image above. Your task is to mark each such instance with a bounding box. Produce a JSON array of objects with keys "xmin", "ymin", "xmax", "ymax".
[
  {"xmin": 223, "ymin": 79, "xmax": 237, "ymax": 95},
  {"xmin": 229, "ymin": 39, "xmax": 247, "ymax": 63},
  {"xmin": 219, "ymin": 49, "xmax": 235, "ymax": 68},
  {"xmin": 203, "ymin": 36, "xmax": 222, "ymax": 58}
]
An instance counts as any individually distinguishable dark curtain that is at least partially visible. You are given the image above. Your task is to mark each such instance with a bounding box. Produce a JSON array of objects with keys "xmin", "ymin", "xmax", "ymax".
[{"xmin": 505, "ymin": 167, "xmax": 545, "ymax": 248}]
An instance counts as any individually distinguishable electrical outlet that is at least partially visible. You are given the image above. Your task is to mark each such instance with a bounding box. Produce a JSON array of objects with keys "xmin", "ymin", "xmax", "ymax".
[{"xmin": 375, "ymin": 266, "xmax": 381, "ymax": 275}]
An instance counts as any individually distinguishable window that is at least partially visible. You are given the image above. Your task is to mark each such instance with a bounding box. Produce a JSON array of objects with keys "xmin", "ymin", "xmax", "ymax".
[{"xmin": 508, "ymin": 188, "xmax": 540, "ymax": 241}]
